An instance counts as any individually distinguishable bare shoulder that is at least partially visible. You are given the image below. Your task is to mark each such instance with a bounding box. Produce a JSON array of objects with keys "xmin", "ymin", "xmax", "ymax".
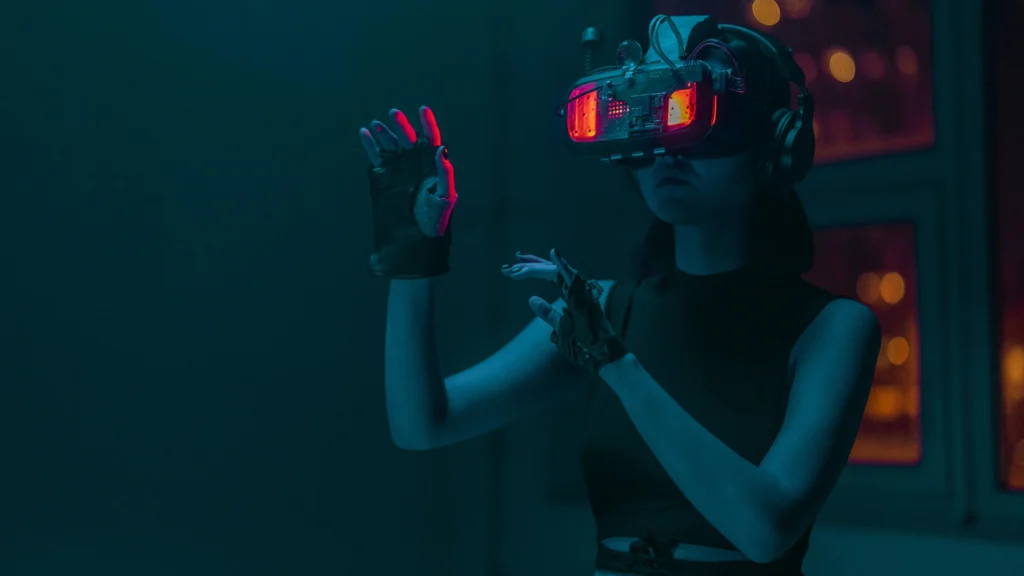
[
  {"xmin": 793, "ymin": 297, "xmax": 881, "ymax": 365},
  {"xmin": 817, "ymin": 298, "xmax": 879, "ymax": 338}
]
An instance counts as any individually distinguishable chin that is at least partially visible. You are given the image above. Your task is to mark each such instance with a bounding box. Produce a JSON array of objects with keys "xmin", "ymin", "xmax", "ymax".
[{"xmin": 648, "ymin": 195, "xmax": 723, "ymax": 225}]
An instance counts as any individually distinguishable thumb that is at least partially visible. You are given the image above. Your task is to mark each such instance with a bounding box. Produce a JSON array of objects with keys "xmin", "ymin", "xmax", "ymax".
[
  {"xmin": 529, "ymin": 296, "xmax": 561, "ymax": 328},
  {"xmin": 435, "ymin": 146, "xmax": 455, "ymax": 200}
]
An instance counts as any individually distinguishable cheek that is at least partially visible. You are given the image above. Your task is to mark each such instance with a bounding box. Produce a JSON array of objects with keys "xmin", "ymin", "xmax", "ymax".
[
  {"xmin": 629, "ymin": 168, "xmax": 658, "ymax": 202},
  {"xmin": 629, "ymin": 166, "xmax": 655, "ymax": 188},
  {"xmin": 695, "ymin": 157, "xmax": 759, "ymax": 194},
  {"xmin": 711, "ymin": 169, "xmax": 756, "ymax": 192}
]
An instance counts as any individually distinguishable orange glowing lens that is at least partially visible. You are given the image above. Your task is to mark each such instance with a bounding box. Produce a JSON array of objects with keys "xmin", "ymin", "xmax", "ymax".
[
  {"xmin": 666, "ymin": 86, "xmax": 697, "ymax": 128},
  {"xmin": 567, "ymin": 84, "xmax": 599, "ymax": 141}
]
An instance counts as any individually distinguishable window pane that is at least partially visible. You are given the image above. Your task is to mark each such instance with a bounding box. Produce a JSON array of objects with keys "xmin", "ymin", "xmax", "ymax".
[
  {"xmin": 803, "ymin": 223, "xmax": 922, "ymax": 466},
  {"xmin": 646, "ymin": 0, "xmax": 935, "ymax": 162},
  {"xmin": 999, "ymin": 306, "xmax": 1024, "ymax": 491},
  {"xmin": 994, "ymin": 0, "xmax": 1024, "ymax": 491}
]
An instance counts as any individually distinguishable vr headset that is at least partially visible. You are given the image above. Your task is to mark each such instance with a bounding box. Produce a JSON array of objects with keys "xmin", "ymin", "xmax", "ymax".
[{"xmin": 561, "ymin": 15, "xmax": 815, "ymax": 182}]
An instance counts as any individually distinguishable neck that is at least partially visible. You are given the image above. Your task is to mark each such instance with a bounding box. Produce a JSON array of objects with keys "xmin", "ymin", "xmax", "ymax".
[{"xmin": 673, "ymin": 217, "xmax": 751, "ymax": 276}]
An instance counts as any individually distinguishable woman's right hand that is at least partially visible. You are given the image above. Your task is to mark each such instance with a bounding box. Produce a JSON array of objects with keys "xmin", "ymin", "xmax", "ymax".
[{"xmin": 358, "ymin": 106, "xmax": 456, "ymax": 239}]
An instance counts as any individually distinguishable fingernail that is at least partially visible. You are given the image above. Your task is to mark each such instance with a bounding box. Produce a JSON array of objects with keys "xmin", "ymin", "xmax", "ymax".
[
  {"xmin": 441, "ymin": 146, "xmax": 449, "ymax": 160},
  {"xmin": 515, "ymin": 251, "xmax": 524, "ymax": 256},
  {"xmin": 509, "ymin": 267, "xmax": 522, "ymax": 273},
  {"xmin": 501, "ymin": 264, "xmax": 511, "ymax": 269}
]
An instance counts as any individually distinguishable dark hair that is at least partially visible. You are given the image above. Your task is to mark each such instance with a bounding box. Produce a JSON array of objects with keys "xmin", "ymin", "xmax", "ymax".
[{"xmin": 632, "ymin": 21, "xmax": 815, "ymax": 279}]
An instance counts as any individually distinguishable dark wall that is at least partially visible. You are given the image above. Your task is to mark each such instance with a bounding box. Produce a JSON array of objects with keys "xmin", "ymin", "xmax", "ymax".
[
  {"xmin": 0, "ymin": 0, "xmax": 673, "ymax": 573},
  {"xmin": 0, "ymin": 0, "xmax": 524, "ymax": 574},
  {"xmin": 4, "ymin": 1, "xmax": 1019, "ymax": 575}
]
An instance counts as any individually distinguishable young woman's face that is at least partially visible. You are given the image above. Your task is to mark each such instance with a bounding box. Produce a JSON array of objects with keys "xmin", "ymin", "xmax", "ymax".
[{"xmin": 630, "ymin": 151, "xmax": 760, "ymax": 225}]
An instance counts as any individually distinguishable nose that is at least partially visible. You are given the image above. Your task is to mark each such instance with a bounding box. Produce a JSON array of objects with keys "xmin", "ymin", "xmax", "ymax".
[
  {"xmin": 666, "ymin": 154, "xmax": 692, "ymax": 170},
  {"xmin": 638, "ymin": 155, "xmax": 674, "ymax": 173}
]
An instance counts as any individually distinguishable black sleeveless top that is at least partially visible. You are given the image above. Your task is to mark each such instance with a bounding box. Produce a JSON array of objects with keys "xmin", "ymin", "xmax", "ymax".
[{"xmin": 581, "ymin": 266, "xmax": 837, "ymax": 574}]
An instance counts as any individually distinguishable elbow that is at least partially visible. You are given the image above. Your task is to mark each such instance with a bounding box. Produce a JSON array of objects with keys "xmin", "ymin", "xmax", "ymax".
[
  {"xmin": 742, "ymin": 542, "xmax": 785, "ymax": 565},
  {"xmin": 739, "ymin": 537, "xmax": 786, "ymax": 565},
  {"xmin": 384, "ymin": 386, "xmax": 448, "ymax": 451},
  {"xmin": 391, "ymin": 436, "xmax": 433, "ymax": 451},
  {"xmin": 735, "ymin": 518, "xmax": 795, "ymax": 564},
  {"xmin": 733, "ymin": 485, "xmax": 810, "ymax": 563},
  {"xmin": 388, "ymin": 424, "xmax": 437, "ymax": 452}
]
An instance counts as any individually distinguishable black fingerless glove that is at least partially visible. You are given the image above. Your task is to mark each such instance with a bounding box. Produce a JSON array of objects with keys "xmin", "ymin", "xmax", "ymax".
[
  {"xmin": 550, "ymin": 276, "xmax": 628, "ymax": 373},
  {"xmin": 368, "ymin": 140, "xmax": 451, "ymax": 279}
]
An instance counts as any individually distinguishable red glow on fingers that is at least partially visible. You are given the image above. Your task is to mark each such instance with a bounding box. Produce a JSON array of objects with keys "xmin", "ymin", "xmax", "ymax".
[
  {"xmin": 390, "ymin": 109, "xmax": 418, "ymax": 144},
  {"xmin": 420, "ymin": 107, "xmax": 442, "ymax": 146}
]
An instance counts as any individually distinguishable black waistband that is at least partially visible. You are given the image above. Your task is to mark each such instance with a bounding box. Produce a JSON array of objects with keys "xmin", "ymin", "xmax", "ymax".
[{"xmin": 595, "ymin": 545, "xmax": 802, "ymax": 576}]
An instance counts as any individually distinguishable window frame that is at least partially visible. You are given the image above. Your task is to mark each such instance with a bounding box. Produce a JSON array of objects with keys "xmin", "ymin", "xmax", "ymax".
[
  {"xmin": 802, "ymin": 0, "xmax": 1024, "ymax": 541},
  {"xmin": 801, "ymin": 185, "xmax": 956, "ymax": 531},
  {"xmin": 969, "ymin": 0, "xmax": 1024, "ymax": 536}
]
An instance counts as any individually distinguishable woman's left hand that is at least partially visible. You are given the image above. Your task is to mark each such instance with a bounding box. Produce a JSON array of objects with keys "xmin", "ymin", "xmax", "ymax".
[{"xmin": 502, "ymin": 249, "xmax": 627, "ymax": 373}]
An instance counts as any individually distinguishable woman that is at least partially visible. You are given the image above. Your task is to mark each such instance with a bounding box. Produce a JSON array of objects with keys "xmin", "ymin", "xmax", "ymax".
[{"xmin": 357, "ymin": 16, "xmax": 880, "ymax": 576}]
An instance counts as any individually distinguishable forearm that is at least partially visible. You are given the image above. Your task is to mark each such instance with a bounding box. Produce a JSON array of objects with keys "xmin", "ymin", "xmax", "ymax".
[
  {"xmin": 384, "ymin": 278, "xmax": 448, "ymax": 450},
  {"xmin": 599, "ymin": 355, "xmax": 796, "ymax": 562}
]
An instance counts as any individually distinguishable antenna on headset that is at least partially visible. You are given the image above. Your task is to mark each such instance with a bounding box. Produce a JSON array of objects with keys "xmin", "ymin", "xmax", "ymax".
[{"xmin": 581, "ymin": 27, "xmax": 602, "ymax": 73}]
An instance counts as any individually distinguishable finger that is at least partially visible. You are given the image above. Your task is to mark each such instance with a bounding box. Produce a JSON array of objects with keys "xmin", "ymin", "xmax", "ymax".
[
  {"xmin": 550, "ymin": 248, "xmax": 574, "ymax": 286},
  {"xmin": 369, "ymin": 120, "xmax": 401, "ymax": 151},
  {"xmin": 389, "ymin": 109, "xmax": 418, "ymax": 148},
  {"xmin": 501, "ymin": 263, "xmax": 559, "ymax": 282},
  {"xmin": 515, "ymin": 252, "xmax": 549, "ymax": 264},
  {"xmin": 529, "ymin": 296, "xmax": 563, "ymax": 328},
  {"xmin": 434, "ymin": 146, "xmax": 455, "ymax": 200},
  {"xmin": 358, "ymin": 127, "xmax": 382, "ymax": 166},
  {"xmin": 419, "ymin": 106, "xmax": 442, "ymax": 147}
]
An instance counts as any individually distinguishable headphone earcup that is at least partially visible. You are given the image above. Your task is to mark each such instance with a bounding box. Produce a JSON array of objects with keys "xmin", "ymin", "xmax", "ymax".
[
  {"xmin": 784, "ymin": 113, "xmax": 815, "ymax": 183},
  {"xmin": 765, "ymin": 108, "xmax": 796, "ymax": 181},
  {"xmin": 767, "ymin": 107, "xmax": 816, "ymax": 183}
]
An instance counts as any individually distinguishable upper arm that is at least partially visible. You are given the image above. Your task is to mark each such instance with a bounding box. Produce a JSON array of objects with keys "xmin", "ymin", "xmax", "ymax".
[
  {"xmin": 759, "ymin": 298, "xmax": 882, "ymax": 530},
  {"xmin": 433, "ymin": 280, "xmax": 617, "ymax": 448}
]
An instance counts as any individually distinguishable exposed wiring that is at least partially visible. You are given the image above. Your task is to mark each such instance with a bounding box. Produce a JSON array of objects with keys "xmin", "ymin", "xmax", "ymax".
[
  {"xmin": 558, "ymin": 15, "xmax": 751, "ymax": 115},
  {"xmin": 650, "ymin": 15, "xmax": 746, "ymax": 94},
  {"xmin": 648, "ymin": 14, "xmax": 683, "ymax": 71}
]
